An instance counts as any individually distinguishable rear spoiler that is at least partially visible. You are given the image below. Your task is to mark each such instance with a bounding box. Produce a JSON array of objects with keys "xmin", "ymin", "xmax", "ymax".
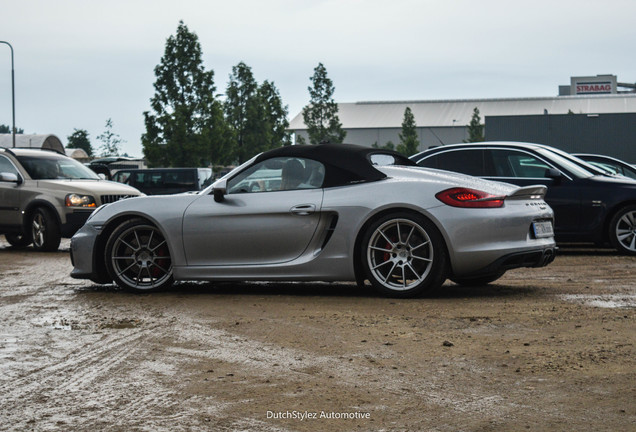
[{"xmin": 506, "ymin": 185, "xmax": 547, "ymax": 200}]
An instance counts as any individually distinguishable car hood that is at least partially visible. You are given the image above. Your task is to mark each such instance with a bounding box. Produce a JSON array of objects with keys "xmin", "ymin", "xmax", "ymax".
[
  {"xmin": 380, "ymin": 165, "xmax": 519, "ymax": 195},
  {"xmin": 35, "ymin": 179, "xmax": 141, "ymax": 195}
]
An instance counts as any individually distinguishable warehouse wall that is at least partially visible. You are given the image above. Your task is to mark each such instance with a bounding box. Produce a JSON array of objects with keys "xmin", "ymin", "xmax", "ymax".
[
  {"xmin": 485, "ymin": 113, "xmax": 636, "ymax": 163},
  {"xmin": 294, "ymin": 127, "xmax": 468, "ymax": 152}
]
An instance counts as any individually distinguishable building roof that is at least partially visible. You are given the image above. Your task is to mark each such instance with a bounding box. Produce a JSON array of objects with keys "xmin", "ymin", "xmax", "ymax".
[
  {"xmin": 0, "ymin": 134, "xmax": 65, "ymax": 153},
  {"xmin": 288, "ymin": 94, "xmax": 636, "ymax": 130}
]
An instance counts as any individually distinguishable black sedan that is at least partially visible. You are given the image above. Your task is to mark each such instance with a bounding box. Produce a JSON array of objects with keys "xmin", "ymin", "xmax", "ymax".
[{"xmin": 410, "ymin": 142, "xmax": 636, "ymax": 255}]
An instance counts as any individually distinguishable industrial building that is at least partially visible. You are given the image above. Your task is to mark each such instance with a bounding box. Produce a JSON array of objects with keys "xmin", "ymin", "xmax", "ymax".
[{"xmin": 288, "ymin": 75, "xmax": 636, "ymax": 162}]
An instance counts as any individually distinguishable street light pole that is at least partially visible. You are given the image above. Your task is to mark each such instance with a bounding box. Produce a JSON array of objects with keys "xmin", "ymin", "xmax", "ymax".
[{"xmin": 0, "ymin": 41, "xmax": 15, "ymax": 148}]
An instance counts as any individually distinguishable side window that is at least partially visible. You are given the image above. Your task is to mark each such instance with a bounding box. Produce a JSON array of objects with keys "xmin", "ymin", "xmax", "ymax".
[
  {"xmin": 227, "ymin": 157, "xmax": 325, "ymax": 194},
  {"xmin": 113, "ymin": 171, "xmax": 132, "ymax": 184},
  {"xmin": 490, "ymin": 150, "xmax": 551, "ymax": 178},
  {"xmin": 164, "ymin": 170, "xmax": 196, "ymax": 188},
  {"xmin": 0, "ymin": 155, "xmax": 19, "ymax": 175},
  {"xmin": 418, "ymin": 149, "xmax": 485, "ymax": 176}
]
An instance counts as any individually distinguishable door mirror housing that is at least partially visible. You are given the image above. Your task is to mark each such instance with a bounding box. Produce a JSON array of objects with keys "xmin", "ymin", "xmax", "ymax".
[
  {"xmin": 0, "ymin": 172, "xmax": 21, "ymax": 184},
  {"xmin": 212, "ymin": 179, "xmax": 227, "ymax": 202},
  {"xmin": 545, "ymin": 168, "xmax": 563, "ymax": 179}
]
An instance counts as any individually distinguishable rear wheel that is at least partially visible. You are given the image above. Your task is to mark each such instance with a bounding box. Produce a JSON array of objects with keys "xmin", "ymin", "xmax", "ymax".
[
  {"xmin": 5, "ymin": 233, "xmax": 32, "ymax": 248},
  {"xmin": 105, "ymin": 219, "xmax": 174, "ymax": 292},
  {"xmin": 361, "ymin": 212, "xmax": 447, "ymax": 297},
  {"xmin": 609, "ymin": 205, "xmax": 636, "ymax": 255},
  {"xmin": 30, "ymin": 208, "xmax": 61, "ymax": 252}
]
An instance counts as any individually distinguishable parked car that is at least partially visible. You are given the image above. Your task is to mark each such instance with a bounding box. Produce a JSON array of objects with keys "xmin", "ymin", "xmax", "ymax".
[
  {"xmin": 0, "ymin": 148, "xmax": 142, "ymax": 251},
  {"xmin": 410, "ymin": 142, "xmax": 636, "ymax": 255},
  {"xmin": 87, "ymin": 156, "xmax": 145, "ymax": 180},
  {"xmin": 71, "ymin": 144, "xmax": 556, "ymax": 297},
  {"xmin": 111, "ymin": 168, "xmax": 213, "ymax": 195},
  {"xmin": 573, "ymin": 153, "xmax": 636, "ymax": 180}
]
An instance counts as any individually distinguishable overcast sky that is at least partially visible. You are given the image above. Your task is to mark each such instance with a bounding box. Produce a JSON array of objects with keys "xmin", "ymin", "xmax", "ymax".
[{"xmin": 1, "ymin": 0, "xmax": 635, "ymax": 157}]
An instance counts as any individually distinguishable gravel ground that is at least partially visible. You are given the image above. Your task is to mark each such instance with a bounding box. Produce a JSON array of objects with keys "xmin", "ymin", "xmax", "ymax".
[{"xmin": 0, "ymin": 238, "xmax": 634, "ymax": 431}]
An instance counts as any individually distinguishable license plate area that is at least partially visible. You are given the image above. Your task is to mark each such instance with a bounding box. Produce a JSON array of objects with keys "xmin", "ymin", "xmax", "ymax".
[{"xmin": 532, "ymin": 221, "xmax": 554, "ymax": 238}]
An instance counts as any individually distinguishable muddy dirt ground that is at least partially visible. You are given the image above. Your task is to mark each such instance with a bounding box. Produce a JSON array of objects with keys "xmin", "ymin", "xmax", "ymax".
[{"xmin": 0, "ymin": 238, "xmax": 634, "ymax": 431}]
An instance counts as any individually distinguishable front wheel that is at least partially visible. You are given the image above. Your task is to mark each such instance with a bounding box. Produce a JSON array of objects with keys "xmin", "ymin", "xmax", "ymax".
[
  {"xmin": 360, "ymin": 212, "xmax": 447, "ymax": 297},
  {"xmin": 31, "ymin": 208, "xmax": 61, "ymax": 252},
  {"xmin": 105, "ymin": 219, "xmax": 174, "ymax": 292},
  {"xmin": 609, "ymin": 205, "xmax": 636, "ymax": 255}
]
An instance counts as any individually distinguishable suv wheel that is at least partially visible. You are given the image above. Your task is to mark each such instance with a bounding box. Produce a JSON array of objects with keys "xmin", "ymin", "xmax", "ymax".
[
  {"xmin": 5, "ymin": 233, "xmax": 32, "ymax": 248},
  {"xmin": 30, "ymin": 208, "xmax": 61, "ymax": 252}
]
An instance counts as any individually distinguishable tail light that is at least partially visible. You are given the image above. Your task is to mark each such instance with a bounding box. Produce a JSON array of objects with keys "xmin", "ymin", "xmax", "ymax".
[{"xmin": 435, "ymin": 187, "xmax": 505, "ymax": 208}]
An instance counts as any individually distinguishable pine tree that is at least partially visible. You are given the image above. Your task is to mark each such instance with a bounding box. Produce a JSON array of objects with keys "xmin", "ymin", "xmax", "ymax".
[
  {"xmin": 396, "ymin": 107, "xmax": 420, "ymax": 156},
  {"xmin": 224, "ymin": 64, "xmax": 290, "ymax": 163},
  {"xmin": 301, "ymin": 63, "xmax": 346, "ymax": 145},
  {"xmin": 464, "ymin": 107, "xmax": 485, "ymax": 143},
  {"xmin": 258, "ymin": 80, "xmax": 290, "ymax": 148},
  {"xmin": 142, "ymin": 21, "xmax": 228, "ymax": 167},
  {"xmin": 224, "ymin": 62, "xmax": 261, "ymax": 163}
]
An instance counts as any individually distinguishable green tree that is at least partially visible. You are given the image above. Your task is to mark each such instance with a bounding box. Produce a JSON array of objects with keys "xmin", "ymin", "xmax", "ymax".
[
  {"xmin": 372, "ymin": 141, "xmax": 395, "ymax": 150},
  {"xmin": 464, "ymin": 107, "xmax": 485, "ymax": 143},
  {"xmin": 396, "ymin": 107, "xmax": 420, "ymax": 156},
  {"xmin": 142, "ymin": 21, "xmax": 229, "ymax": 167},
  {"xmin": 224, "ymin": 62, "xmax": 260, "ymax": 164},
  {"xmin": 301, "ymin": 63, "xmax": 346, "ymax": 145},
  {"xmin": 0, "ymin": 124, "xmax": 24, "ymax": 134},
  {"xmin": 224, "ymin": 64, "xmax": 290, "ymax": 163},
  {"xmin": 67, "ymin": 129, "xmax": 93, "ymax": 157},
  {"xmin": 258, "ymin": 80, "xmax": 291, "ymax": 148},
  {"xmin": 97, "ymin": 118, "xmax": 124, "ymax": 157}
]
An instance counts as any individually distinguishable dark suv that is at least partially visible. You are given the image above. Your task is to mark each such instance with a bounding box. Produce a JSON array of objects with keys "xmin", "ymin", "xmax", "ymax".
[
  {"xmin": 410, "ymin": 142, "xmax": 636, "ymax": 255},
  {"xmin": 0, "ymin": 148, "xmax": 142, "ymax": 251},
  {"xmin": 111, "ymin": 168, "xmax": 213, "ymax": 195}
]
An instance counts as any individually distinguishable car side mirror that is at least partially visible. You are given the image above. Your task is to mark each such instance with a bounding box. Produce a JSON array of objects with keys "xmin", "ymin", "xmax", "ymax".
[
  {"xmin": 212, "ymin": 179, "xmax": 227, "ymax": 202},
  {"xmin": 0, "ymin": 172, "xmax": 21, "ymax": 184},
  {"xmin": 544, "ymin": 168, "xmax": 563, "ymax": 180}
]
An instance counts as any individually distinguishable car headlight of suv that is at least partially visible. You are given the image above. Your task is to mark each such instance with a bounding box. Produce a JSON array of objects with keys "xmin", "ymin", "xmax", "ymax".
[{"xmin": 65, "ymin": 193, "xmax": 96, "ymax": 207}]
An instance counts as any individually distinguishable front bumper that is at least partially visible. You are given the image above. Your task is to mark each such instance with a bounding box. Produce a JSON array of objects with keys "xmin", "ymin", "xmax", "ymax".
[
  {"xmin": 70, "ymin": 223, "xmax": 110, "ymax": 283},
  {"xmin": 61, "ymin": 209, "xmax": 94, "ymax": 238}
]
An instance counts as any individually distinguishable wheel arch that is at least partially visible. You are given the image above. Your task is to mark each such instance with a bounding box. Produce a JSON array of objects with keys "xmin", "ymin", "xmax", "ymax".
[
  {"xmin": 94, "ymin": 213, "xmax": 176, "ymax": 284},
  {"xmin": 353, "ymin": 207, "xmax": 451, "ymax": 286},
  {"xmin": 22, "ymin": 199, "xmax": 62, "ymax": 233},
  {"xmin": 604, "ymin": 200, "xmax": 636, "ymax": 242}
]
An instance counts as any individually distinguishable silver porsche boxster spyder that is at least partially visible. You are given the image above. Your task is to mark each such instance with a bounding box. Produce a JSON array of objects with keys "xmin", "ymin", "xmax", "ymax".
[{"xmin": 70, "ymin": 144, "xmax": 556, "ymax": 297}]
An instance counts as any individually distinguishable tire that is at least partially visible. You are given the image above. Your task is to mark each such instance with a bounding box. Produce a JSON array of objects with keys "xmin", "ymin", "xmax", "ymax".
[
  {"xmin": 5, "ymin": 233, "xmax": 32, "ymax": 248},
  {"xmin": 360, "ymin": 212, "xmax": 447, "ymax": 297},
  {"xmin": 105, "ymin": 218, "xmax": 174, "ymax": 292},
  {"xmin": 609, "ymin": 205, "xmax": 636, "ymax": 255},
  {"xmin": 30, "ymin": 208, "xmax": 61, "ymax": 252},
  {"xmin": 450, "ymin": 271, "xmax": 505, "ymax": 286}
]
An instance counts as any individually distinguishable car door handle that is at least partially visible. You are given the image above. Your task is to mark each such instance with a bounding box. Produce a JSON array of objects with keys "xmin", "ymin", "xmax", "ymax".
[{"xmin": 290, "ymin": 204, "xmax": 316, "ymax": 216}]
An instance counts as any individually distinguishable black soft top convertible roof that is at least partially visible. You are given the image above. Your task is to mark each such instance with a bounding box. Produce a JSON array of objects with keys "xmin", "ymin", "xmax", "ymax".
[{"xmin": 255, "ymin": 143, "xmax": 416, "ymax": 187}]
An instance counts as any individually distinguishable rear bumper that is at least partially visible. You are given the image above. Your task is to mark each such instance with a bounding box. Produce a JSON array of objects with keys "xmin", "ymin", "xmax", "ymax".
[{"xmin": 458, "ymin": 246, "xmax": 557, "ymax": 279}]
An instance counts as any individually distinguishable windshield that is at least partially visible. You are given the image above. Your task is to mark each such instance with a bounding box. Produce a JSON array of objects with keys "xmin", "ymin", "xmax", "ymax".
[
  {"xmin": 535, "ymin": 148, "xmax": 600, "ymax": 179},
  {"xmin": 17, "ymin": 155, "xmax": 100, "ymax": 180}
]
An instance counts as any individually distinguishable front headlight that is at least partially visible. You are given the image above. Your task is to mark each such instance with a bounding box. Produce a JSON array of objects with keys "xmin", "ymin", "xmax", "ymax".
[{"xmin": 65, "ymin": 193, "xmax": 96, "ymax": 207}]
